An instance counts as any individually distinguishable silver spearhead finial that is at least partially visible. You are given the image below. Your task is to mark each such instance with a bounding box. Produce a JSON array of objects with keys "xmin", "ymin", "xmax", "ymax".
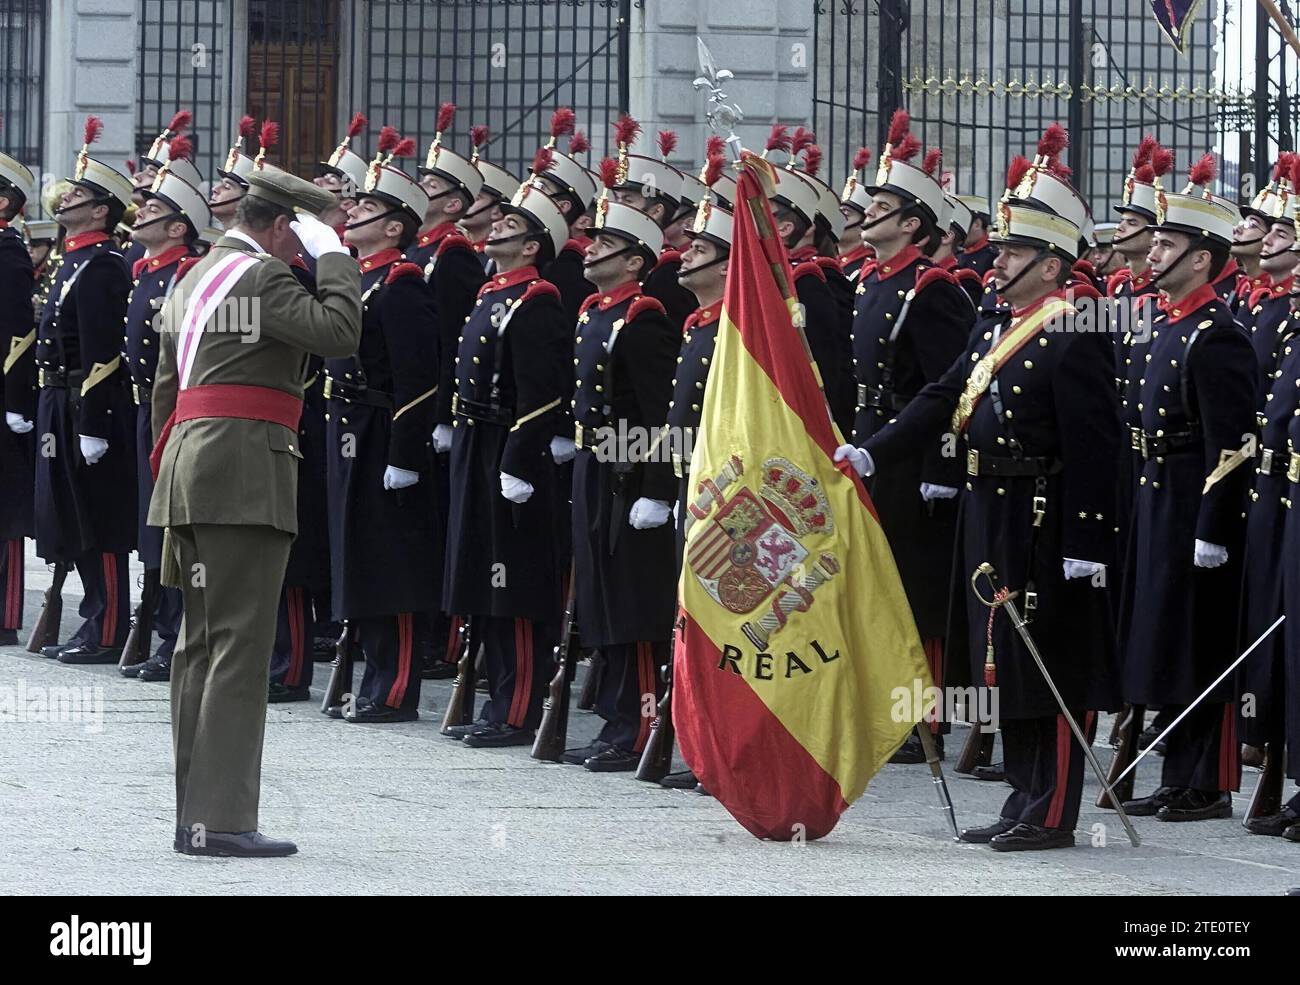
[{"xmin": 693, "ymin": 37, "xmax": 744, "ymax": 162}]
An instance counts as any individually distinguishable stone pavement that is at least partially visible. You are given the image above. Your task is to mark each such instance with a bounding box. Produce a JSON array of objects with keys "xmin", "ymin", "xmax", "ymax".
[{"xmin": 2, "ymin": 543, "xmax": 1297, "ymax": 895}]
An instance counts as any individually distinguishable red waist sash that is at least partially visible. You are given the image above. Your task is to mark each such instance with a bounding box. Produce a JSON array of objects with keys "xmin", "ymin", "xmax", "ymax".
[{"xmin": 149, "ymin": 383, "xmax": 303, "ymax": 480}]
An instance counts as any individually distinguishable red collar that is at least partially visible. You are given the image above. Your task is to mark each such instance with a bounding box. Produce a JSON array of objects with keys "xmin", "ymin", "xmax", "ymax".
[
  {"xmin": 1268, "ymin": 274, "xmax": 1296, "ymax": 299},
  {"xmin": 840, "ymin": 244, "xmax": 873, "ymax": 266},
  {"xmin": 594, "ymin": 279, "xmax": 642, "ymax": 311},
  {"xmin": 358, "ymin": 248, "xmax": 403, "ymax": 273},
  {"xmin": 64, "ymin": 230, "xmax": 112, "ymax": 253},
  {"xmin": 962, "ymin": 234, "xmax": 989, "ymax": 254},
  {"xmin": 137, "ymin": 244, "xmax": 192, "ymax": 278},
  {"xmin": 874, "ymin": 244, "xmax": 922, "ymax": 280},
  {"xmin": 1157, "ymin": 282, "xmax": 1218, "ymax": 317},
  {"xmin": 291, "ymin": 253, "xmax": 310, "ymax": 271},
  {"xmin": 687, "ymin": 304, "xmax": 721, "ymax": 330},
  {"xmin": 1010, "ymin": 287, "xmax": 1070, "ymax": 319},
  {"xmin": 471, "ymin": 236, "xmax": 488, "ymax": 253},
  {"xmin": 477, "ymin": 264, "xmax": 539, "ymax": 298},
  {"xmin": 1128, "ymin": 267, "xmax": 1153, "ymax": 291},
  {"xmin": 1250, "ymin": 272, "xmax": 1271, "ymax": 291},
  {"xmin": 417, "ymin": 221, "xmax": 458, "ymax": 249},
  {"xmin": 563, "ymin": 235, "xmax": 592, "ymax": 255},
  {"xmin": 937, "ymin": 255, "xmax": 958, "ymax": 270},
  {"xmin": 788, "ymin": 244, "xmax": 818, "ymax": 263},
  {"xmin": 0, "ymin": 219, "xmax": 9, "ymax": 230},
  {"xmin": 1212, "ymin": 257, "xmax": 1240, "ymax": 288},
  {"xmin": 333, "ymin": 222, "xmax": 349, "ymax": 239}
]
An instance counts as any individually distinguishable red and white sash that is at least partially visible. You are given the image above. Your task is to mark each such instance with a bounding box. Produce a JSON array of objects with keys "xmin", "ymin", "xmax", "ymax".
[{"xmin": 175, "ymin": 252, "xmax": 260, "ymax": 389}]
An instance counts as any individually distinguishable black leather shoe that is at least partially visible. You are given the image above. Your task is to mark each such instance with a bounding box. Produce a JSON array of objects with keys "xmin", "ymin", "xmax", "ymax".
[
  {"xmin": 463, "ymin": 722, "xmax": 535, "ymax": 748},
  {"xmin": 442, "ymin": 719, "xmax": 484, "ymax": 739},
  {"xmin": 891, "ymin": 732, "xmax": 943, "ymax": 764},
  {"xmin": 1281, "ymin": 823, "xmax": 1300, "ymax": 842},
  {"xmin": 326, "ymin": 697, "xmax": 367, "ymax": 720},
  {"xmin": 659, "ymin": 769, "xmax": 699, "ymax": 790},
  {"xmin": 584, "ymin": 745, "xmax": 640, "ymax": 772},
  {"xmin": 422, "ymin": 660, "xmax": 458, "ymax": 680},
  {"xmin": 179, "ymin": 830, "xmax": 298, "ymax": 858},
  {"xmin": 268, "ymin": 683, "xmax": 311, "ymax": 703},
  {"xmin": 345, "ymin": 702, "xmax": 418, "ymax": 724},
  {"xmin": 1136, "ymin": 724, "xmax": 1167, "ymax": 755},
  {"xmin": 57, "ymin": 642, "xmax": 122, "ymax": 665},
  {"xmin": 137, "ymin": 652, "xmax": 173, "ymax": 682},
  {"xmin": 1121, "ymin": 786, "xmax": 1180, "ymax": 816},
  {"xmin": 0, "ymin": 628, "xmax": 18, "ymax": 646},
  {"xmin": 959, "ymin": 817, "xmax": 1018, "ymax": 843},
  {"xmin": 1246, "ymin": 807, "xmax": 1300, "ymax": 836},
  {"xmin": 562, "ymin": 740, "xmax": 611, "ymax": 765},
  {"xmin": 1156, "ymin": 790, "xmax": 1231, "ymax": 822},
  {"xmin": 41, "ymin": 643, "xmax": 71, "ymax": 659},
  {"xmin": 989, "ymin": 822, "xmax": 1074, "ymax": 852},
  {"xmin": 971, "ymin": 761, "xmax": 1007, "ymax": 782}
]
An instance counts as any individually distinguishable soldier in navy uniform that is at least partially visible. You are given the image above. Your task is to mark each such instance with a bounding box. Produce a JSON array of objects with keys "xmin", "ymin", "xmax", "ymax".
[
  {"xmin": 442, "ymin": 155, "xmax": 571, "ymax": 747},
  {"xmin": 934, "ymin": 195, "xmax": 987, "ymax": 308},
  {"xmin": 1107, "ymin": 137, "xmax": 1170, "ymax": 306},
  {"xmin": 1231, "ymin": 156, "xmax": 1293, "ymax": 310},
  {"xmin": 35, "ymin": 118, "xmax": 136, "ymax": 664},
  {"xmin": 323, "ymin": 135, "xmax": 440, "ymax": 723},
  {"xmin": 536, "ymin": 117, "xmax": 598, "ymax": 326},
  {"xmin": 462, "ymin": 124, "xmax": 520, "ymax": 263},
  {"xmin": 840, "ymin": 185, "xmax": 1120, "ymax": 852},
  {"xmin": 0, "ymin": 154, "xmax": 35, "ymax": 646},
  {"xmin": 851, "ymin": 121, "xmax": 975, "ymax": 762},
  {"xmin": 119, "ymin": 149, "xmax": 209, "ymax": 681},
  {"xmin": 207, "ymin": 116, "xmax": 264, "ymax": 230},
  {"xmin": 1118, "ymin": 157, "xmax": 1257, "ymax": 822},
  {"xmin": 1237, "ymin": 170, "xmax": 1298, "ymax": 395},
  {"xmin": 837, "ymin": 148, "xmax": 876, "ymax": 281},
  {"xmin": 314, "ymin": 112, "xmax": 368, "ymax": 238},
  {"xmin": 128, "ymin": 112, "xmax": 202, "ymax": 270},
  {"xmin": 954, "ymin": 195, "xmax": 997, "ymax": 279},
  {"xmin": 560, "ymin": 159, "xmax": 679, "ymax": 772}
]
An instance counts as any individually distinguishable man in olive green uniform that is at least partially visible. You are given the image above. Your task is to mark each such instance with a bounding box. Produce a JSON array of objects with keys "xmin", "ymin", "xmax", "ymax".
[{"xmin": 149, "ymin": 170, "xmax": 362, "ymax": 857}]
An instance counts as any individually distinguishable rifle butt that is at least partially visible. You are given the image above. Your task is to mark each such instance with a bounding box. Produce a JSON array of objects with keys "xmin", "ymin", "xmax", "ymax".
[
  {"xmin": 531, "ymin": 646, "xmax": 572, "ymax": 762},
  {"xmin": 954, "ymin": 724, "xmax": 993, "ymax": 775},
  {"xmin": 117, "ymin": 598, "xmax": 154, "ymax": 673},
  {"xmin": 26, "ymin": 574, "xmax": 65, "ymax": 653},
  {"xmin": 1097, "ymin": 704, "xmax": 1143, "ymax": 810},
  {"xmin": 439, "ymin": 622, "xmax": 479, "ymax": 734},
  {"xmin": 634, "ymin": 682, "xmax": 675, "ymax": 782},
  {"xmin": 576, "ymin": 650, "xmax": 602, "ymax": 710},
  {"xmin": 1244, "ymin": 739, "xmax": 1286, "ymax": 824},
  {"xmin": 320, "ymin": 625, "xmax": 355, "ymax": 714}
]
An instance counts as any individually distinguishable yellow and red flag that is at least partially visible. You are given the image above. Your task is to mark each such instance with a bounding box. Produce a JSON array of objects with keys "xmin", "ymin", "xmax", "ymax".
[{"xmin": 674, "ymin": 155, "xmax": 933, "ymax": 841}]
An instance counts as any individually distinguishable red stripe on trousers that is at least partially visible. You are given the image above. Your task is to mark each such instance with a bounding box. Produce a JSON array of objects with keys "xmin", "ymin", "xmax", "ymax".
[
  {"xmin": 1219, "ymin": 703, "xmax": 1238, "ymax": 791},
  {"xmin": 101, "ymin": 553, "xmax": 117, "ymax": 646},
  {"xmin": 6, "ymin": 539, "xmax": 20, "ymax": 628},
  {"xmin": 633, "ymin": 642, "xmax": 655, "ymax": 753},
  {"xmin": 286, "ymin": 587, "xmax": 304, "ymax": 686},
  {"xmin": 924, "ymin": 637, "xmax": 943, "ymax": 734},
  {"xmin": 508, "ymin": 618, "xmax": 535, "ymax": 728},
  {"xmin": 386, "ymin": 612, "xmax": 412, "ymax": 708},
  {"xmin": 1044, "ymin": 711, "xmax": 1095, "ymax": 828},
  {"xmin": 445, "ymin": 614, "xmax": 462, "ymax": 664},
  {"xmin": 507, "ymin": 618, "xmax": 526, "ymax": 727}
]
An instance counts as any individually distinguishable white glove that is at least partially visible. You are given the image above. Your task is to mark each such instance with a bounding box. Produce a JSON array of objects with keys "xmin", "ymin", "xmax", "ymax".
[
  {"xmin": 500, "ymin": 472, "xmax": 534, "ymax": 504},
  {"xmin": 433, "ymin": 424, "xmax": 452, "ymax": 453},
  {"xmin": 673, "ymin": 500, "xmax": 681, "ymax": 524},
  {"xmin": 920, "ymin": 483, "xmax": 959, "ymax": 502},
  {"xmin": 1194, "ymin": 540, "xmax": 1228, "ymax": 569},
  {"xmin": 1063, "ymin": 559, "xmax": 1104, "ymax": 581},
  {"xmin": 629, "ymin": 497, "xmax": 672, "ymax": 530},
  {"xmin": 833, "ymin": 443, "xmax": 874, "ymax": 477},
  {"xmin": 79, "ymin": 435, "xmax": 108, "ymax": 465},
  {"xmin": 6, "ymin": 412, "xmax": 33, "ymax": 434},
  {"xmin": 550, "ymin": 435, "xmax": 577, "ymax": 464},
  {"xmin": 290, "ymin": 212, "xmax": 349, "ymax": 259},
  {"xmin": 383, "ymin": 465, "xmax": 419, "ymax": 490}
]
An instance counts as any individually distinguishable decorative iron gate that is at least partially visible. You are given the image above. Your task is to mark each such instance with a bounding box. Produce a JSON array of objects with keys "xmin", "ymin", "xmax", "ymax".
[{"xmin": 0, "ymin": 0, "xmax": 45, "ymax": 177}]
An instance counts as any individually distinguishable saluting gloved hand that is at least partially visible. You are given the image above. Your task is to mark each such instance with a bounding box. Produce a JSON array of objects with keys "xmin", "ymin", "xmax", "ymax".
[
  {"xmin": 290, "ymin": 212, "xmax": 349, "ymax": 259},
  {"xmin": 833, "ymin": 443, "xmax": 874, "ymax": 478},
  {"xmin": 1194, "ymin": 539, "xmax": 1228, "ymax": 569},
  {"xmin": 382, "ymin": 465, "xmax": 419, "ymax": 490},
  {"xmin": 433, "ymin": 424, "xmax": 453, "ymax": 454},
  {"xmin": 500, "ymin": 472, "xmax": 534, "ymax": 504},
  {"xmin": 550, "ymin": 435, "xmax": 577, "ymax": 464},
  {"xmin": 629, "ymin": 497, "xmax": 671, "ymax": 530},
  {"xmin": 5, "ymin": 412, "xmax": 33, "ymax": 434},
  {"xmin": 920, "ymin": 483, "xmax": 959, "ymax": 502},
  {"xmin": 1063, "ymin": 558, "xmax": 1105, "ymax": 581},
  {"xmin": 79, "ymin": 435, "xmax": 108, "ymax": 465}
]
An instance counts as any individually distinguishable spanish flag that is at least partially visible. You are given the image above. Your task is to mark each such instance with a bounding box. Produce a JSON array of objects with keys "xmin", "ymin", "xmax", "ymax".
[{"xmin": 674, "ymin": 155, "xmax": 933, "ymax": 841}]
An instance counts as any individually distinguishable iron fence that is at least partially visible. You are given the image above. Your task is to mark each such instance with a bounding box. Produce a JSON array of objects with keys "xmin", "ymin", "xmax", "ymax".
[{"xmin": 0, "ymin": 0, "xmax": 45, "ymax": 181}]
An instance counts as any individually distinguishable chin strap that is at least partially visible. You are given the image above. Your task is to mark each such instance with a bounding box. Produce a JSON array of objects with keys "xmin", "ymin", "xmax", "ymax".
[
  {"xmin": 582, "ymin": 245, "xmax": 634, "ymax": 272},
  {"xmin": 995, "ymin": 247, "xmax": 1052, "ymax": 298},
  {"xmin": 1150, "ymin": 233, "xmax": 1208, "ymax": 287},
  {"xmin": 344, "ymin": 208, "xmax": 402, "ymax": 233},
  {"xmin": 679, "ymin": 251, "xmax": 729, "ymax": 277}
]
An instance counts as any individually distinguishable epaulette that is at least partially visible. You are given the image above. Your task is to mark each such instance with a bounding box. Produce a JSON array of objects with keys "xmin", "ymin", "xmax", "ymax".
[
  {"xmin": 578, "ymin": 293, "xmax": 601, "ymax": 316},
  {"xmin": 1069, "ymin": 279, "xmax": 1102, "ymax": 302},
  {"xmin": 813, "ymin": 256, "xmax": 841, "ymax": 276},
  {"xmin": 1072, "ymin": 258, "xmax": 1098, "ymax": 280},
  {"xmin": 434, "ymin": 232, "xmax": 475, "ymax": 258},
  {"xmin": 562, "ymin": 237, "xmax": 589, "ymax": 256},
  {"xmin": 1106, "ymin": 268, "xmax": 1133, "ymax": 297},
  {"xmin": 652, "ymin": 249, "xmax": 681, "ymax": 273},
  {"xmin": 174, "ymin": 255, "xmax": 202, "ymax": 283},
  {"xmin": 952, "ymin": 268, "xmax": 983, "ymax": 289},
  {"xmin": 627, "ymin": 296, "xmax": 667, "ymax": 321},
  {"xmin": 914, "ymin": 266, "xmax": 957, "ymax": 294},
  {"xmin": 384, "ymin": 262, "xmax": 426, "ymax": 285},
  {"xmin": 520, "ymin": 279, "xmax": 561, "ymax": 304},
  {"xmin": 792, "ymin": 260, "xmax": 826, "ymax": 282}
]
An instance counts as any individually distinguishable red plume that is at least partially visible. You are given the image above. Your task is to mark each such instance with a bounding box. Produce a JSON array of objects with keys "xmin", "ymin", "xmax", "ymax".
[
  {"xmin": 1187, "ymin": 152, "xmax": 1217, "ymax": 188},
  {"xmin": 706, "ymin": 135, "xmax": 725, "ymax": 158},
  {"xmin": 598, "ymin": 156, "xmax": 620, "ymax": 189},
  {"xmin": 125, "ymin": 159, "xmax": 137, "ymax": 176},
  {"xmin": 613, "ymin": 113, "xmax": 641, "ymax": 148},
  {"xmin": 658, "ymin": 129, "xmax": 678, "ymax": 158},
  {"xmin": 802, "ymin": 145, "xmax": 823, "ymax": 178},
  {"xmin": 436, "ymin": 102, "xmax": 455, "ymax": 135},
  {"xmin": 531, "ymin": 146, "xmax": 555, "ymax": 176},
  {"xmin": 1151, "ymin": 145, "xmax": 1174, "ymax": 179},
  {"xmin": 166, "ymin": 110, "xmax": 192, "ymax": 134},
  {"xmin": 1132, "ymin": 134, "xmax": 1157, "ymax": 171},
  {"xmin": 887, "ymin": 109, "xmax": 910, "ymax": 147},
  {"xmin": 1291, "ymin": 154, "xmax": 1300, "ymax": 190},
  {"xmin": 259, "ymin": 121, "xmax": 279, "ymax": 151},
  {"xmin": 702, "ymin": 154, "xmax": 724, "ymax": 188},
  {"xmin": 550, "ymin": 107, "xmax": 576, "ymax": 140},
  {"xmin": 346, "ymin": 112, "xmax": 368, "ymax": 139},
  {"xmin": 922, "ymin": 147, "xmax": 942, "ymax": 177},
  {"xmin": 1006, "ymin": 155, "xmax": 1033, "ymax": 191},
  {"xmin": 1134, "ymin": 164, "xmax": 1155, "ymax": 184},
  {"xmin": 1036, "ymin": 123, "xmax": 1068, "ymax": 161},
  {"xmin": 377, "ymin": 125, "xmax": 400, "ymax": 155},
  {"xmin": 1273, "ymin": 155, "xmax": 1290, "ymax": 182},
  {"xmin": 238, "ymin": 115, "xmax": 257, "ymax": 140},
  {"xmin": 789, "ymin": 126, "xmax": 816, "ymax": 158},
  {"xmin": 167, "ymin": 135, "xmax": 193, "ymax": 162},
  {"xmin": 569, "ymin": 130, "xmax": 589, "ymax": 155},
  {"xmin": 82, "ymin": 115, "xmax": 103, "ymax": 147},
  {"xmin": 470, "ymin": 124, "xmax": 490, "ymax": 149},
  {"xmin": 891, "ymin": 133, "xmax": 920, "ymax": 162},
  {"xmin": 391, "ymin": 137, "xmax": 416, "ymax": 159},
  {"xmin": 1048, "ymin": 158, "xmax": 1072, "ymax": 180},
  {"xmin": 765, "ymin": 123, "xmax": 791, "ymax": 155},
  {"xmin": 852, "ymin": 146, "xmax": 872, "ymax": 171}
]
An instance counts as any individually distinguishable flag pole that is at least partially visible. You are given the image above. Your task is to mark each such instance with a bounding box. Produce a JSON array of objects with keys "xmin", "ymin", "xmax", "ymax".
[{"xmin": 1259, "ymin": 0, "xmax": 1300, "ymax": 59}]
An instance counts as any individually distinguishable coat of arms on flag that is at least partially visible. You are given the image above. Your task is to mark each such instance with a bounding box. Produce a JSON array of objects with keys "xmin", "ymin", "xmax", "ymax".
[{"xmin": 1149, "ymin": 0, "xmax": 1204, "ymax": 53}]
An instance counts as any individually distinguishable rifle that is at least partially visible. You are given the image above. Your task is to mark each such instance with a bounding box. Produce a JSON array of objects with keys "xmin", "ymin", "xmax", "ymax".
[
  {"xmin": 635, "ymin": 618, "xmax": 680, "ymax": 782},
  {"xmin": 320, "ymin": 622, "xmax": 356, "ymax": 715},
  {"xmin": 955, "ymin": 723, "xmax": 994, "ymax": 775},
  {"xmin": 1106, "ymin": 703, "xmax": 1129, "ymax": 748},
  {"xmin": 1097, "ymin": 703, "xmax": 1143, "ymax": 810},
  {"xmin": 26, "ymin": 562, "xmax": 69, "ymax": 653},
  {"xmin": 1243, "ymin": 737, "xmax": 1286, "ymax": 826},
  {"xmin": 118, "ymin": 571, "xmax": 159, "ymax": 674},
  {"xmin": 532, "ymin": 566, "xmax": 579, "ymax": 761},
  {"xmin": 440, "ymin": 616, "xmax": 480, "ymax": 734},
  {"xmin": 576, "ymin": 650, "xmax": 602, "ymax": 710}
]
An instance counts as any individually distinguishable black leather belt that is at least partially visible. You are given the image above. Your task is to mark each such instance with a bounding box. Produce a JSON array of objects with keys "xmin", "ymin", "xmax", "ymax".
[
  {"xmin": 574, "ymin": 421, "xmax": 614, "ymax": 450},
  {"xmin": 1131, "ymin": 427, "xmax": 1201, "ymax": 461},
  {"xmin": 37, "ymin": 367, "xmax": 86, "ymax": 390},
  {"xmin": 132, "ymin": 383, "xmax": 152, "ymax": 406},
  {"xmin": 966, "ymin": 449, "xmax": 1063, "ymax": 477},
  {"xmin": 323, "ymin": 374, "xmax": 393, "ymax": 411},
  {"xmin": 451, "ymin": 392, "xmax": 513, "ymax": 426},
  {"xmin": 1259, "ymin": 447, "xmax": 1289, "ymax": 477},
  {"xmin": 856, "ymin": 382, "xmax": 910, "ymax": 413}
]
